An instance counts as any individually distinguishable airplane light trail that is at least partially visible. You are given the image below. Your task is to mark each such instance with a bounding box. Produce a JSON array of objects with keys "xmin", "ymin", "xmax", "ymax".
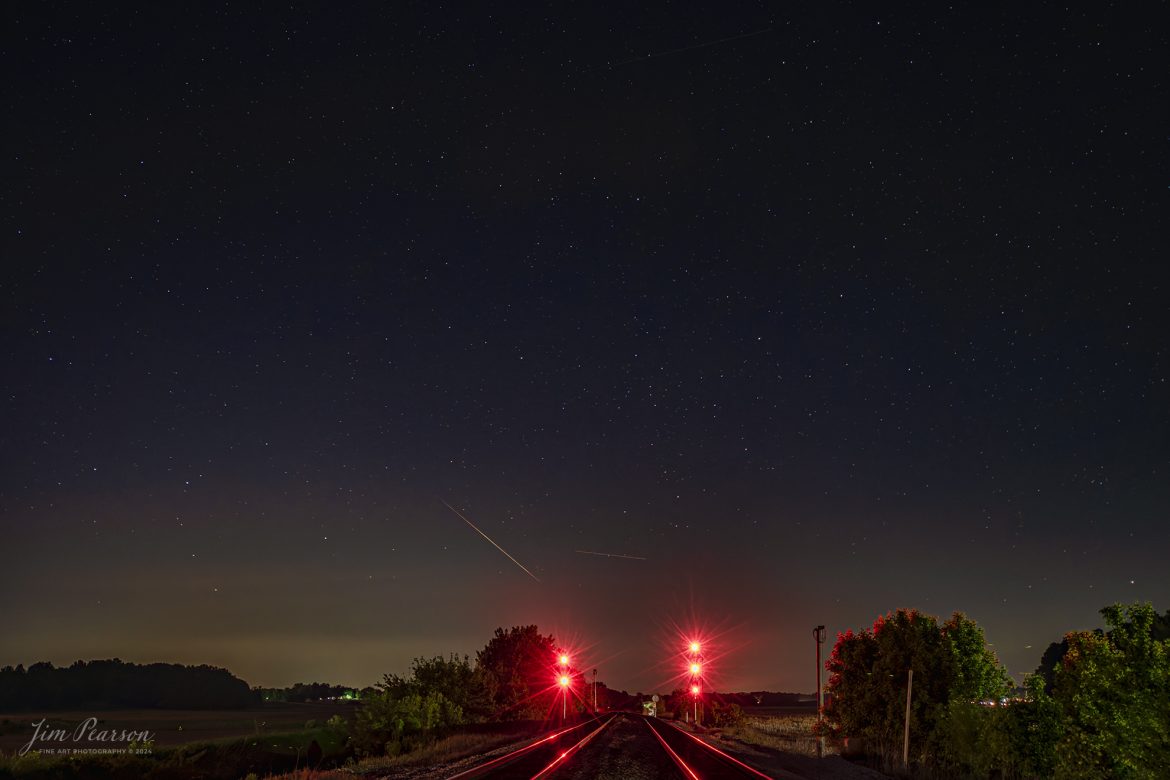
[
  {"xmin": 575, "ymin": 550, "xmax": 648, "ymax": 560},
  {"xmin": 441, "ymin": 500, "xmax": 541, "ymax": 582}
]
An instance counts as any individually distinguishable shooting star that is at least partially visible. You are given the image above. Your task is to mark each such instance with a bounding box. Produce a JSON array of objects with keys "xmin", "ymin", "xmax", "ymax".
[
  {"xmin": 441, "ymin": 500, "xmax": 541, "ymax": 582},
  {"xmin": 575, "ymin": 550, "xmax": 648, "ymax": 561}
]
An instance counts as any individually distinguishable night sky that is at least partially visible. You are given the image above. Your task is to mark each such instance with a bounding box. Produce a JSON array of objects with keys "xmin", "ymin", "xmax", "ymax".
[{"xmin": 3, "ymin": 4, "xmax": 1167, "ymax": 695}]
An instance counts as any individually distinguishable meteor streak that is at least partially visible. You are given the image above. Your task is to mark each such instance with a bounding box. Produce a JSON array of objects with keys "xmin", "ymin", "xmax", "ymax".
[
  {"xmin": 575, "ymin": 549, "xmax": 648, "ymax": 560},
  {"xmin": 441, "ymin": 500, "xmax": 540, "ymax": 582}
]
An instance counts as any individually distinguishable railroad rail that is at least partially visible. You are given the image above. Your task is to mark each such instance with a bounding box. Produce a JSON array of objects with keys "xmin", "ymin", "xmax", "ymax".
[
  {"xmin": 643, "ymin": 715, "xmax": 776, "ymax": 779},
  {"xmin": 448, "ymin": 712, "xmax": 777, "ymax": 779},
  {"xmin": 447, "ymin": 714, "xmax": 616, "ymax": 779}
]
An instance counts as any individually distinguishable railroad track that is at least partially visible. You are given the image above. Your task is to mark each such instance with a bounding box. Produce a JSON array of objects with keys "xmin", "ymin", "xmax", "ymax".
[
  {"xmin": 643, "ymin": 715, "xmax": 775, "ymax": 779},
  {"xmin": 448, "ymin": 713, "xmax": 777, "ymax": 779},
  {"xmin": 447, "ymin": 715, "xmax": 616, "ymax": 780}
]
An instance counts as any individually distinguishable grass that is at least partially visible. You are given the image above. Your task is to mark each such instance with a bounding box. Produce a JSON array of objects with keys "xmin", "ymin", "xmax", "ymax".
[
  {"xmin": 720, "ymin": 713, "xmax": 839, "ymax": 757},
  {"xmin": 0, "ymin": 709, "xmax": 547, "ymax": 779},
  {"xmin": 0, "ymin": 724, "xmax": 352, "ymax": 779},
  {"xmin": 251, "ymin": 771, "xmax": 354, "ymax": 780},
  {"xmin": 0, "ymin": 702, "xmax": 359, "ymax": 752},
  {"xmin": 353, "ymin": 731, "xmax": 523, "ymax": 772}
]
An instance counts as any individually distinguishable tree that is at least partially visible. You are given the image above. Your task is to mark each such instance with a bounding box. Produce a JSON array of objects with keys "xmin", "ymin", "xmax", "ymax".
[
  {"xmin": 823, "ymin": 608, "xmax": 1010, "ymax": 768},
  {"xmin": 1036, "ymin": 607, "xmax": 1169, "ymax": 695},
  {"xmin": 1152, "ymin": 609, "xmax": 1170, "ymax": 641},
  {"xmin": 942, "ymin": 612, "xmax": 1011, "ymax": 703},
  {"xmin": 475, "ymin": 625, "xmax": 558, "ymax": 720},
  {"xmin": 350, "ymin": 655, "xmax": 480, "ymax": 757},
  {"xmin": 1035, "ymin": 637, "xmax": 1071, "ymax": 693},
  {"xmin": 381, "ymin": 654, "xmax": 490, "ymax": 721},
  {"xmin": 1052, "ymin": 603, "xmax": 1170, "ymax": 779}
]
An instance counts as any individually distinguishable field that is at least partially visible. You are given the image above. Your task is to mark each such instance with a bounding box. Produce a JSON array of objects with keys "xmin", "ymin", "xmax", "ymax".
[
  {"xmin": 711, "ymin": 710, "xmax": 891, "ymax": 780},
  {"xmin": 722, "ymin": 708, "xmax": 825, "ymax": 757},
  {"xmin": 0, "ymin": 701, "xmax": 358, "ymax": 753}
]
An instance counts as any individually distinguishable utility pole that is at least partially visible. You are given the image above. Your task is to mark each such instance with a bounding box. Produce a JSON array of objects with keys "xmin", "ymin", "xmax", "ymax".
[
  {"xmin": 814, "ymin": 625, "xmax": 826, "ymax": 758},
  {"xmin": 593, "ymin": 668, "xmax": 597, "ymax": 714},
  {"xmin": 903, "ymin": 668, "xmax": 913, "ymax": 768}
]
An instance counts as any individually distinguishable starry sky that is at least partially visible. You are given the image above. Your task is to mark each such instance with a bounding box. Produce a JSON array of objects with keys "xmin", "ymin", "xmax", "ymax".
[{"xmin": 2, "ymin": 4, "xmax": 1167, "ymax": 694}]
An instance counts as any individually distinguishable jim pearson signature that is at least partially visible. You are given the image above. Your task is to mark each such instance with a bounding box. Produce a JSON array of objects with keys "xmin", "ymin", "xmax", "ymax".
[{"xmin": 19, "ymin": 717, "xmax": 155, "ymax": 756}]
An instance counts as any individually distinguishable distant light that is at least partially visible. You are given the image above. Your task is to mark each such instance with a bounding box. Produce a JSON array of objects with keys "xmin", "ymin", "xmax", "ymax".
[
  {"xmin": 689, "ymin": 641, "xmax": 700, "ymax": 653},
  {"xmin": 691, "ymin": 685, "xmax": 700, "ymax": 695},
  {"xmin": 559, "ymin": 654, "xmax": 570, "ymax": 666},
  {"xmin": 559, "ymin": 676, "xmax": 570, "ymax": 687},
  {"xmin": 690, "ymin": 663, "xmax": 701, "ymax": 675}
]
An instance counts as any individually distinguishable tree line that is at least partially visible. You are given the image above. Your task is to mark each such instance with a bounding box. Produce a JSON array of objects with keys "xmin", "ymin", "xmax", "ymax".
[
  {"xmin": 822, "ymin": 602, "xmax": 1170, "ymax": 779},
  {"xmin": 257, "ymin": 682, "xmax": 374, "ymax": 702},
  {"xmin": 0, "ymin": 659, "xmax": 256, "ymax": 710}
]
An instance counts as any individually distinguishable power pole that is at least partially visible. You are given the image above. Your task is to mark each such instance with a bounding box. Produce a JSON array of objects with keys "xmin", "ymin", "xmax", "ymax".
[
  {"xmin": 903, "ymin": 668, "xmax": 913, "ymax": 767},
  {"xmin": 592, "ymin": 668, "xmax": 597, "ymax": 714},
  {"xmin": 814, "ymin": 625, "xmax": 826, "ymax": 758}
]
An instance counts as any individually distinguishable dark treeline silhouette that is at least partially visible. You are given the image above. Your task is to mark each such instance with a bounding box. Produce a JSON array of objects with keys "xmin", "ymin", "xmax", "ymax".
[
  {"xmin": 0, "ymin": 659, "xmax": 256, "ymax": 710},
  {"xmin": 727, "ymin": 691, "xmax": 809, "ymax": 707},
  {"xmin": 259, "ymin": 682, "xmax": 373, "ymax": 702}
]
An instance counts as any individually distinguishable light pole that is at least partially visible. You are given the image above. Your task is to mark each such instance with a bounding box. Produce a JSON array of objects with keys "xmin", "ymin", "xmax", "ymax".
[
  {"xmin": 814, "ymin": 625, "xmax": 826, "ymax": 758},
  {"xmin": 592, "ymin": 668, "xmax": 597, "ymax": 714}
]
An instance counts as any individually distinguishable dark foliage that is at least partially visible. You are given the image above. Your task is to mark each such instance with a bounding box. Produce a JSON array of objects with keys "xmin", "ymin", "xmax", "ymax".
[
  {"xmin": 0, "ymin": 660, "xmax": 256, "ymax": 711},
  {"xmin": 475, "ymin": 626, "xmax": 558, "ymax": 720},
  {"xmin": 258, "ymin": 682, "xmax": 356, "ymax": 702}
]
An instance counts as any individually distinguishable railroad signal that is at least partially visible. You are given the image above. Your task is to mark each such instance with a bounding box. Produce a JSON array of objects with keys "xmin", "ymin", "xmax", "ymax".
[
  {"xmin": 684, "ymin": 635, "xmax": 705, "ymax": 726},
  {"xmin": 555, "ymin": 649, "xmax": 571, "ymax": 721}
]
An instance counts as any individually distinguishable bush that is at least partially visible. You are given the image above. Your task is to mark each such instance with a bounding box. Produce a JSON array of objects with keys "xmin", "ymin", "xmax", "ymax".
[
  {"xmin": 709, "ymin": 701, "xmax": 744, "ymax": 728},
  {"xmin": 350, "ymin": 691, "xmax": 463, "ymax": 757}
]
